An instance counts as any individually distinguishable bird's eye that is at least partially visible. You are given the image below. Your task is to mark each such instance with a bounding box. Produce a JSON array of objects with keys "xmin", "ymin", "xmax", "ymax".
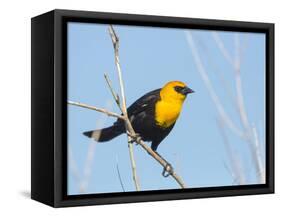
[{"xmin": 174, "ymin": 86, "xmax": 183, "ymax": 93}]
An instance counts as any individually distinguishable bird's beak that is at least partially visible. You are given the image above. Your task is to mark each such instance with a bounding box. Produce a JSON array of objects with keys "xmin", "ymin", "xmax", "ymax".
[{"xmin": 182, "ymin": 86, "xmax": 195, "ymax": 95}]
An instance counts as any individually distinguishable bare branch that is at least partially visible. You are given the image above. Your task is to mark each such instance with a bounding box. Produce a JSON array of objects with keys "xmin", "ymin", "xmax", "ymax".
[
  {"xmin": 216, "ymin": 118, "xmax": 245, "ymax": 184},
  {"xmin": 108, "ymin": 25, "xmax": 141, "ymax": 191},
  {"xmin": 104, "ymin": 73, "xmax": 121, "ymax": 110},
  {"xmin": 233, "ymin": 34, "xmax": 264, "ymax": 183},
  {"xmin": 210, "ymin": 31, "xmax": 264, "ymax": 183},
  {"xmin": 212, "ymin": 32, "xmax": 235, "ymax": 68},
  {"xmin": 185, "ymin": 31, "xmax": 244, "ymax": 138},
  {"xmin": 223, "ymin": 161, "xmax": 240, "ymax": 185},
  {"xmin": 252, "ymin": 125, "xmax": 265, "ymax": 183},
  {"xmin": 108, "ymin": 26, "xmax": 128, "ymax": 117},
  {"xmin": 116, "ymin": 155, "xmax": 126, "ymax": 192},
  {"xmin": 80, "ymin": 103, "xmax": 112, "ymax": 193},
  {"xmin": 68, "ymin": 100, "xmax": 125, "ymax": 120},
  {"xmin": 128, "ymin": 138, "xmax": 141, "ymax": 189},
  {"xmin": 108, "ymin": 25, "xmax": 119, "ymax": 52},
  {"xmin": 194, "ymin": 35, "xmax": 238, "ymax": 112},
  {"xmin": 127, "ymin": 132, "xmax": 186, "ymax": 188},
  {"xmin": 68, "ymin": 146, "xmax": 82, "ymax": 186},
  {"xmin": 234, "ymin": 34, "xmax": 250, "ymax": 129}
]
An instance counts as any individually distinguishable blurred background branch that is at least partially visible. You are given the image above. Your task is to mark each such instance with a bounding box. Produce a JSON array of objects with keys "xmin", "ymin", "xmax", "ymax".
[
  {"xmin": 116, "ymin": 155, "xmax": 126, "ymax": 192},
  {"xmin": 186, "ymin": 30, "xmax": 265, "ymax": 184}
]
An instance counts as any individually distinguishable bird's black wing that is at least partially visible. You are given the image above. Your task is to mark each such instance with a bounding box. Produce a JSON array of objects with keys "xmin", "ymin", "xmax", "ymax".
[
  {"xmin": 127, "ymin": 88, "xmax": 161, "ymax": 117},
  {"xmin": 114, "ymin": 88, "xmax": 161, "ymax": 126}
]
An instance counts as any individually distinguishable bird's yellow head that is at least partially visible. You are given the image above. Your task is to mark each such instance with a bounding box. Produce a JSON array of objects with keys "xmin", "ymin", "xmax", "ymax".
[{"xmin": 160, "ymin": 81, "xmax": 194, "ymax": 103}]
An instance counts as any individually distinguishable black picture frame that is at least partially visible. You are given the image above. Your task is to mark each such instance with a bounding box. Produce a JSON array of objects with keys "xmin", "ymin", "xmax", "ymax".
[{"xmin": 31, "ymin": 9, "xmax": 274, "ymax": 207}]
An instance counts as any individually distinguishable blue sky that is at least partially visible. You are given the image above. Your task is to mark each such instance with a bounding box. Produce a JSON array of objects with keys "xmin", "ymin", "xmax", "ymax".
[{"xmin": 67, "ymin": 22, "xmax": 265, "ymax": 195}]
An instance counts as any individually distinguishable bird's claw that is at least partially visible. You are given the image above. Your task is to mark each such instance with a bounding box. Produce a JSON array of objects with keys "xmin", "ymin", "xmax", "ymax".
[
  {"xmin": 162, "ymin": 163, "xmax": 174, "ymax": 177},
  {"xmin": 133, "ymin": 134, "xmax": 142, "ymax": 144},
  {"xmin": 129, "ymin": 133, "xmax": 142, "ymax": 145}
]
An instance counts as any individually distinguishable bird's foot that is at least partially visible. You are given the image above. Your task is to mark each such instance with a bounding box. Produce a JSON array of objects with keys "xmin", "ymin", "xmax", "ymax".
[
  {"xmin": 162, "ymin": 162, "xmax": 174, "ymax": 177},
  {"xmin": 130, "ymin": 133, "xmax": 142, "ymax": 145}
]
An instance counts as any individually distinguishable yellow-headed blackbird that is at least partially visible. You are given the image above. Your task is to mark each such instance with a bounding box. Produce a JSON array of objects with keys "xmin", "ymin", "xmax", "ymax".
[{"xmin": 84, "ymin": 81, "xmax": 194, "ymax": 152}]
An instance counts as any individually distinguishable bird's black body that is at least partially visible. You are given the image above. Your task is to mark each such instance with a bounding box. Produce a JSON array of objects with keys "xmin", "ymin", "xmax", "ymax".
[
  {"xmin": 84, "ymin": 81, "xmax": 194, "ymax": 177},
  {"xmin": 83, "ymin": 88, "xmax": 175, "ymax": 151}
]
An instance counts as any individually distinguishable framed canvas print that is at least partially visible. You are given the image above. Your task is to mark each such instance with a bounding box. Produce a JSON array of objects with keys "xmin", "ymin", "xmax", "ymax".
[{"xmin": 31, "ymin": 9, "xmax": 274, "ymax": 207}]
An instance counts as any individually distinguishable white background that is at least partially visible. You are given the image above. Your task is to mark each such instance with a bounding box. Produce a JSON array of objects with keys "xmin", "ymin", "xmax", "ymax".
[{"xmin": 0, "ymin": 0, "xmax": 279, "ymax": 216}]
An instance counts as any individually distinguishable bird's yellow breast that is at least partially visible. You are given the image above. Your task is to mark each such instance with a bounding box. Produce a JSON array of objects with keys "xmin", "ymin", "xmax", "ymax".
[{"xmin": 155, "ymin": 100, "xmax": 183, "ymax": 128}]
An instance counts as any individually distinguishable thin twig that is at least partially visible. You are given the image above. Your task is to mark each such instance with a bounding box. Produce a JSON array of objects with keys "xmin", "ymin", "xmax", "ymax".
[
  {"xmin": 216, "ymin": 118, "xmax": 245, "ymax": 184},
  {"xmin": 104, "ymin": 73, "xmax": 121, "ymax": 110},
  {"xmin": 80, "ymin": 101, "xmax": 113, "ymax": 193},
  {"xmin": 194, "ymin": 35, "xmax": 238, "ymax": 112},
  {"xmin": 252, "ymin": 125, "xmax": 265, "ymax": 183},
  {"xmin": 116, "ymin": 155, "xmax": 126, "ymax": 192},
  {"xmin": 108, "ymin": 25, "xmax": 141, "ymax": 191},
  {"xmin": 211, "ymin": 31, "xmax": 264, "ymax": 183},
  {"xmin": 68, "ymin": 146, "xmax": 82, "ymax": 186},
  {"xmin": 222, "ymin": 161, "xmax": 241, "ymax": 185},
  {"xmin": 105, "ymin": 71, "xmax": 141, "ymax": 189},
  {"xmin": 234, "ymin": 34, "xmax": 250, "ymax": 129},
  {"xmin": 127, "ymin": 132, "xmax": 186, "ymax": 188},
  {"xmin": 212, "ymin": 32, "xmax": 235, "ymax": 68},
  {"xmin": 234, "ymin": 34, "xmax": 264, "ymax": 183},
  {"xmin": 185, "ymin": 31, "xmax": 244, "ymax": 138},
  {"xmin": 68, "ymin": 100, "xmax": 125, "ymax": 120},
  {"xmin": 128, "ymin": 138, "xmax": 141, "ymax": 190}
]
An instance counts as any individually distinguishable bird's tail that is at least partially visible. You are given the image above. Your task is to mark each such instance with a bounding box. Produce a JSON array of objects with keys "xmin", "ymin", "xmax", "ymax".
[{"xmin": 83, "ymin": 125, "xmax": 123, "ymax": 142}]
